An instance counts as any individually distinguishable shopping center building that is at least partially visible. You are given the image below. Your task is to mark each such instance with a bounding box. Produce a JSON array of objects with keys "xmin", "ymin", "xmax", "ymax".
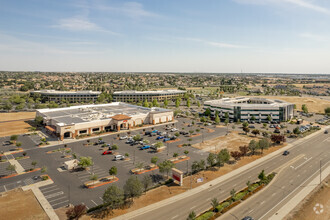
[
  {"xmin": 30, "ymin": 90, "xmax": 101, "ymax": 103},
  {"xmin": 36, "ymin": 102, "xmax": 174, "ymax": 140},
  {"xmin": 113, "ymin": 90, "xmax": 186, "ymax": 102},
  {"xmin": 204, "ymin": 97, "xmax": 294, "ymax": 122}
]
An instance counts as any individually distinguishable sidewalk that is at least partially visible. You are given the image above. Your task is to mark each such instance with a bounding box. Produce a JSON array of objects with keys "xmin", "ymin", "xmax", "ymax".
[
  {"xmin": 8, "ymin": 159, "xmax": 25, "ymax": 173},
  {"xmin": 269, "ymin": 161, "xmax": 330, "ymax": 220},
  {"xmin": 22, "ymin": 179, "xmax": 59, "ymax": 220},
  {"xmin": 113, "ymin": 126, "xmax": 329, "ymax": 220}
]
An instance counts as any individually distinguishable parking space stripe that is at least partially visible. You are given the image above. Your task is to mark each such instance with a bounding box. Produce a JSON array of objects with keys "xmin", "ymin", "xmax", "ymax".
[
  {"xmin": 40, "ymin": 185, "xmax": 57, "ymax": 191},
  {"xmin": 42, "ymin": 188, "xmax": 60, "ymax": 194},
  {"xmin": 91, "ymin": 200, "xmax": 98, "ymax": 206},
  {"xmin": 49, "ymin": 196, "xmax": 67, "ymax": 203},
  {"xmin": 52, "ymin": 200, "xmax": 69, "ymax": 207}
]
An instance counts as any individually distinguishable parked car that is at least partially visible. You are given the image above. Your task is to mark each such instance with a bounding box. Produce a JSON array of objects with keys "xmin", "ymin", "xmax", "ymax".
[
  {"xmin": 120, "ymin": 136, "xmax": 128, "ymax": 140},
  {"xmin": 286, "ymin": 130, "xmax": 291, "ymax": 134},
  {"xmin": 170, "ymin": 136, "xmax": 177, "ymax": 140},
  {"xmin": 32, "ymin": 175, "xmax": 41, "ymax": 180},
  {"xmin": 242, "ymin": 217, "xmax": 254, "ymax": 220},
  {"xmin": 145, "ymin": 131, "xmax": 151, "ymax": 135},
  {"xmin": 140, "ymin": 145, "xmax": 150, "ymax": 150},
  {"xmin": 163, "ymin": 138, "xmax": 171, "ymax": 142},
  {"xmin": 125, "ymin": 139, "xmax": 133, "ymax": 144},
  {"xmin": 249, "ymin": 125, "xmax": 255, "ymax": 129},
  {"xmin": 171, "ymin": 128, "xmax": 178, "ymax": 132},
  {"xmin": 156, "ymin": 136, "xmax": 164, "ymax": 140},
  {"xmin": 152, "ymin": 130, "xmax": 158, "ymax": 133},
  {"xmin": 274, "ymin": 129, "xmax": 280, "ymax": 133},
  {"xmin": 150, "ymin": 133, "xmax": 157, "ymax": 137},
  {"xmin": 282, "ymin": 150, "xmax": 290, "ymax": 156},
  {"xmin": 102, "ymin": 150, "xmax": 112, "ymax": 155},
  {"xmin": 162, "ymin": 132, "xmax": 167, "ymax": 136},
  {"xmin": 98, "ymin": 140, "xmax": 105, "ymax": 144},
  {"xmin": 325, "ymin": 130, "xmax": 328, "ymax": 134},
  {"xmin": 114, "ymin": 155, "xmax": 125, "ymax": 160},
  {"xmin": 269, "ymin": 125, "xmax": 274, "ymax": 128}
]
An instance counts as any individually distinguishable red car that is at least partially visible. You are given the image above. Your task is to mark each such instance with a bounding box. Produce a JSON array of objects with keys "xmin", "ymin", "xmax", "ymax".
[{"xmin": 102, "ymin": 150, "xmax": 112, "ymax": 155}]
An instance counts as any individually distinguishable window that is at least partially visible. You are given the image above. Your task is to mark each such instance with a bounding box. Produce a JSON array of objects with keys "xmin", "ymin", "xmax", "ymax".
[{"xmin": 92, "ymin": 128, "xmax": 100, "ymax": 132}]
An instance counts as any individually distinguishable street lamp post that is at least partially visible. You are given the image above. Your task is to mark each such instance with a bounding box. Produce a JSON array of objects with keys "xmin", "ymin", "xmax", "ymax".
[{"xmin": 320, "ymin": 160, "xmax": 322, "ymax": 184}]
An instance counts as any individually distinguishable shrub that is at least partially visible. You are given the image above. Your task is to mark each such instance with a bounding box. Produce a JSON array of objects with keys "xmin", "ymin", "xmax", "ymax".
[
  {"xmin": 165, "ymin": 178, "xmax": 174, "ymax": 185},
  {"xmin": 42, "ymin": 175, "xmax": 49, "ymax": 180},
  {"xmin": 221, "ymin": 201, "xmax": 241, "ymax": 213},
  {"xmin": 233, "ymin": 191, "xmax": 248, "ymax": 201},
  {"xmin": 196, "ymin": 211, "xmax": 214, "ymax": 220},
  {"xmin": 215, "ymin": 201, "xmax": 230, "ymax": 212},
  {"xmin": 87, "ymin": 204, "xmax": 104, "ymax": 213}
]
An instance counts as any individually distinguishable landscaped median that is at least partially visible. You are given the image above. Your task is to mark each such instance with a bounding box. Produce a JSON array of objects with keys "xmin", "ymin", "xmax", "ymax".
[
  {"xmin": 0, "ymin": 167, "xmax": 41, "ymax": 179},
  {"xmin": 84, "ymin": 176, "xmax": 119, "ymax": 189},
  {"xmin": 191, "ymin": 171, "xmax": 276, "ymax": 220}
]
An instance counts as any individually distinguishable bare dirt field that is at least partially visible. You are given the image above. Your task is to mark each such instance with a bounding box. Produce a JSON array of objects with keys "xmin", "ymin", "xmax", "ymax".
[
  {"xmin": 253, "ymin": 96, "xmax": 330, "ymax": 113},
  {"xmin": 0, "ymin": 112, "xmax": 35, "ymax": 122},
  {"xmin": 82, "ymin": 137, "xmax": 286, "ymax": 219},
  {"xmin": 0, "ymin": 188, "xmax": 48, "ymax": 220},
  {"xmin": 0, "ymin": 112, "xmax": 35, "ymax": 137},
  {"xmin": 193, "ymin": 131, "xmax": 260, "ymax": 153},
  {"xmin": 286, "ymin": 175, "xmax": 330, "ymax": 220}
]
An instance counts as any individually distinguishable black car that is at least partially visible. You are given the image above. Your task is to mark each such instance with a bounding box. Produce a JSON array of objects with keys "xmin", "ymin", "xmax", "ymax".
[
  {"xmin": 274, "ymin": 129, "xmax": 280, "ymax": 133},
  {"xmin": 242, "ymin": 217, "xmax": 254, "ymax": 220},
  {"xmin": 283, "ymin": 150, "xmax": 290, "ymax": 156},
  {"xmin": 325, "ymin": 130, "xmax": 328, "ymax": 134},
  {"xmin": 145, "ymin": 131, "xmax": 151, "ymax": 135}
]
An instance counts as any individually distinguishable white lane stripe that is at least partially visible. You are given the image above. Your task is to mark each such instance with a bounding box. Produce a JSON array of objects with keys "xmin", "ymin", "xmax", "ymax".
[
  {"xmin": 49, "ymin": 196, "xmax": 67, "ymax": 203},
  {"xmin": 42, "ymin": 188, "xmax": 60, "ymax": 194},
  {"xmin": 91, "ymin": 200, "xmax": 98, "ymax": 206},
  {"xmin": 295, "ymin": 157, "xmax": 313, "ymax": 170},
  {"xmin": 52, "ymin": 200, "xmax": 69, "ymax": 207}
]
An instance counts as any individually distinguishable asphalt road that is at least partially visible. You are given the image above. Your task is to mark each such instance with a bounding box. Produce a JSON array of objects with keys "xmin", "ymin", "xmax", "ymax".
[{"xmin": 121, "ymin": 130, "xmax": 330, "ymax": 220}]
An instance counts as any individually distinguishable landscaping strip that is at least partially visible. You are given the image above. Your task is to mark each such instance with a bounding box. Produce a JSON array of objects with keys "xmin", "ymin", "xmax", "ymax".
[
  {"xmin": 0, "ymin": 168, "xmax": 41, "ymax": 179},
  {"xmin": 87, "ymin": 177, "xmax": 119, "ymax": 189}
]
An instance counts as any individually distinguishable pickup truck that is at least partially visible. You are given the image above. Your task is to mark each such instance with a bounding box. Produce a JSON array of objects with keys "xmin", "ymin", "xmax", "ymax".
[{"xmin": 140, "ymin": 145, "xmax": 150, "ymax": 150}]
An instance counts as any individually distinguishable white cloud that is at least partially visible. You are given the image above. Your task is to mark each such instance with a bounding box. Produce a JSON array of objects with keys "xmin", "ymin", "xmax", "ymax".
[
  {"xmin": 176, "ymin": 37, "xmax": 248, "ymax": 49},
  {"xmin": 234, "ymin": 0, "xmax": 330, "ymax": 15},
  {"xmin": 299, "ymin": 33, "xmax": 328, "ymax": 41},
  {"xmin": 95, "ymin": 1, "xmax": 158, "ymax": 19},
  {"xmin": 53, "ymin": 16, "xmax": 121, "ymax": 35}
]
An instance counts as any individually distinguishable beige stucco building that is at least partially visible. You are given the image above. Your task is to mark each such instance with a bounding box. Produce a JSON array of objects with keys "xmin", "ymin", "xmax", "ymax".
[{"xmin": 36, "ymin": 102, "xmax": 174, "ymax": 140}]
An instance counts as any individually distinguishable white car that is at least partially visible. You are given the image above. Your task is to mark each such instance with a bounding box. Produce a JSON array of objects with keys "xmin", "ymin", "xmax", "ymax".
[
  {"xmin": 120, "ymin": 136, "xmax": 128, "ymax": 140},
  {"xmin": 171, "ymin": 128, "xmax": 178, "ymax": 132},
  {"xmin": 114, "ymin": 155, "xmax": 125, "ymax": 161}
]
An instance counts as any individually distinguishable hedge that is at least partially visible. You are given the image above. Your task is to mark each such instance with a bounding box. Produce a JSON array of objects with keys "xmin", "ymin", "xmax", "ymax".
[
  {"xmin": 196, "ymin": 211, "xmax": 214, "ymax": 220},
  {"xmin": 87, "ymin": 204, "xmax": 104, "ymax": 213},
  {"xmin": 233, "ymin": 191, "xmax": 248, "ymax": 201},
  {"xmin": 215, "ymin": 201, "xmax": 230, "ymax": 212}
]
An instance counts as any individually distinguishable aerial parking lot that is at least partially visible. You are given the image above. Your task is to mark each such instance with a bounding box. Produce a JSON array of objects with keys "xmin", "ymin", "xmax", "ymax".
[{"xmin": 0, "ymin": 118, "xmax": 227, "ymax": 209}]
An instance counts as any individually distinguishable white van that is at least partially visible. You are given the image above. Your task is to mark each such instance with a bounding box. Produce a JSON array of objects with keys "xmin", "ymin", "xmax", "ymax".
[{"xmin": 114, "ymin": 155, "xmax": 125, "ymax": 161}]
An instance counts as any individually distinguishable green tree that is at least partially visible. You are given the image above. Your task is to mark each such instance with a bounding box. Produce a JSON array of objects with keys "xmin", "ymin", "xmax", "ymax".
[
  {"xmin": 175, "ymin": 98, "xmax": 181, "ymax": 108},
  {"xmin": 258, "ymin": 138, "xmax": 270, "ymax": 154},
  {"xmin": 293, "ymin": 126, "xmax": 300, "ymax": 135},
  {"xmin": 143, "ymin": 99, "xmax": 149, "ymax": 107},
  {"xmin": 225, "ymin": 112, "xmax": 229, "ymax": 119},
  {"xmin": 248, "ymin": 140, "xmax": 258, "ymax": 155},
  {"xmin": 109, "ymin": 166, "xmax": 118, "ymax": 175},
  {"xmin": 151, "ymin": 156, "xmax": 158, "ymax": 165},
  {"xmin": 187, "ymin": 98, "xmax": 191, "ymax": 108},
  {"xmin": 35, "ymin": 116, "xmax": 44, "ymax": 126},
  {"xmin": 302, "ymin": 104, "xmax": 308, "ymax": 113},
  {"xmin": 141, "ymin": 175, "xmax": 153, "ymax": 192},
  {"xmin": 211, "ymin": 198, "xmax": 219, "ymax": 211},
  {"xmin": 41, "ymin": 166, "xmax": 47, "ymax": 173},
  {"xmin": 230, "ymin": 189, "xmax": 236, "ymax": 198},
  {"xmin": 154, "ymin": 141, "xmax": 164, "ymax": 149},
  {"xmin": 207, "ymin": 153, "xmax": 217, "ymax": 167},
  {"xmin": 184, "ymin": 150, "xmax": 189, "ymax": 155},
  {"xmin": 204, "ymin": 108, "xmax": 211, "ymax": 116},
  {"xmin": 158, "ymin": 160, "xmax": 175, "ymax": 179},
  {"xmin": 31, "ymin": 161, "xmax": 37, "ymax": 169},
  {"xmin": 217, "ymin": 149, "xmax": 230, "ymax": 166},
  {"xmin": 133, "ymin": 134, "xmax": 141, "ymax": 141},
  {"xmin": 90, "ymin": 174, "xmax": 98, "ymax": 181},
  {"xmin": 258, "ymin": 170, "xmax": 267, "ymax": 182},
  {"xmin": 78, "ymin": 156, "xmax": 93, "ymax": 170},
  {"xmin": 164, "ymin": 99, "xmax": 168, "ymax": 108},
  {"xmin": 102, "ymin": 185, "xmax": 125, "ymax": 209},
  {"xmin": 215, "ymin": 114, "xmax": 220, "ymax": 124},
  {"xmin": 187, "ymin": 211, "xmax": 196, "ymax": 220},
  {"xmin": 242, "ymin": 121, "xmax": 249, "ymax": 128},
  {"xmin": 173, "ymin": 152, "xmax": 179, "ymax": 158},
  {"xmin": 251, "ymin": 115, "xmax": 256, "ymax": 121},
  {"xmin": 6, "ymin": 164, "xmax": 16, "ymax": 174},
  {"xmin": 10, "ymin": 135, "xmax": 18, "ymax": 141},
  {"xmin": 123, "ymin": 176, "xmax": 143, "ymax": 199},
  {"xmin": 325, "ymin": 107, "xmax": 330, "ymax": 115},
  {"xmin": 152, "ymin": 99, "xmax": 159, "ymax": 107},
  {"xmin": 15, "ymin": 142, "xmax": 22, "ymax": 147},
  {"xmin": 197, "ymin": 101, "xmax": 201, "ymax": 107},
  {"xmin": 267, "ymin": 115, "xmax": 272, "ymax": 122}
]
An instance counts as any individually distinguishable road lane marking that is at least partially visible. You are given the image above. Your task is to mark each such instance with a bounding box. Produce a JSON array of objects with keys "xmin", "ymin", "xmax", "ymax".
[
  {"xmin": 3, "ymin": 185, "xmax": 7, "ymax": 192},
  {"xmin": 91, "ymin": 200, "xmax": 98, "ymax": 206},
  {"xmin": 259, "ymin": 160, "xmax": 330, "ymax": 220},
  {"xmin": 294, "ymin": 157, "xmax": 313, "ymax": 170},
  {"xmin": 99, "ymin": 197, "xmax": 103, "ymax": 201},
  {"xmin": 248, "ymin": 209, "xmax": 254, "ymax": 213},
  {"xmin": 190, "ymin": 205, "xmax": 196, "ymax": 210}
]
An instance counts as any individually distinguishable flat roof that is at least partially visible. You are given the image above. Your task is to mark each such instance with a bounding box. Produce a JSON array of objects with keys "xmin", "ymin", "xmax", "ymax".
[
  {"xmin": 31, "ymin": 90, "xmax": 101, "ymax": 95},
  {"xmin": 113, "ymin": 90, "xmax": 186, "ymax": 95},
  {"xmin": 37, "ymin": 102, "xmax": 171, "ymax": 126},
  {"xmin": 204, "ymin": 97, "xmax": 292, "ymax": 108}
]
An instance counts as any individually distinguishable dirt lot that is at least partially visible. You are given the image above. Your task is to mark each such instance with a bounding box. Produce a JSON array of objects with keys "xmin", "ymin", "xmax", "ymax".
[
  {"xmin": 0, "ymin": 112, "xmax": 35, "ymax": 137},
  {"xmin": 253, "ymin": 96, "xmax": 330, "ymax": 114},
  {"xmin": 0, "ymin": 112, "xmax": 35, "ymax": 122},
  {"xmin": 286, "ymin": 175, "xmax": 330, "ymax": 220},
  {"xmin": 0, "ymin": 188, "xmax": 48, "ymax": 220},
  {"xmin": 193, "ymin": 131, "xmax": 260, "ymax": 153}
]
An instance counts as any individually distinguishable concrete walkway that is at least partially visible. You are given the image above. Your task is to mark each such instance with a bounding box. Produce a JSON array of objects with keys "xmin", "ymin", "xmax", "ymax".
[
  {"xmin": 113, "ymin": 126, "xmax": 329, "ymax": 220},
  {"xmin": 22, "ymin": 179, "xmax": 59, "ymax": 220},
  {"xmin": 269, "ymin": 162, "xmax": 330, "ymax": 219},
  {"xmin": 8, "ymin": 159, "xmax": 25, "ymax": 173}
]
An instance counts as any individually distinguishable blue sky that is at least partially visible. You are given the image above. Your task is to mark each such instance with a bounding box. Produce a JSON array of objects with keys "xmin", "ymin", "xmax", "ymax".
[{"xmin": 0, "ymin": 0, "xmax": 330, "ymax": 73}]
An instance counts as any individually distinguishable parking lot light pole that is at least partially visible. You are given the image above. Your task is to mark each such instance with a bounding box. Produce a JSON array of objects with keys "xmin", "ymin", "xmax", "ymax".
[
  {"xmin": 133, "ymin": 148, "xmax": 135, "ymax": 165},
  {"xmin": 320, "ymin": 160, "xmax": 322, "ymax": 185}
]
